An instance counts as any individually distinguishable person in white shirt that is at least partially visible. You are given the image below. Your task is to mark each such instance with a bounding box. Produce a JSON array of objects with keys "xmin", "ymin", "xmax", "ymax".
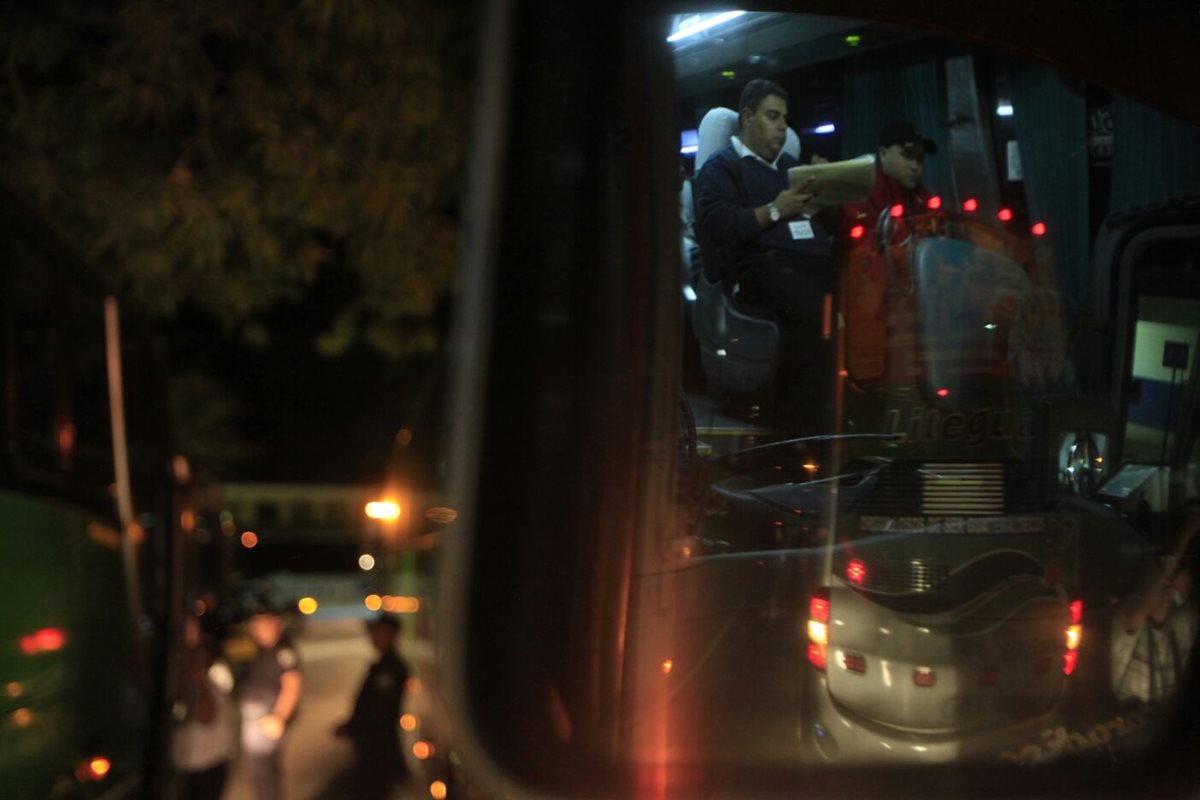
[
  {"xmin": 173, "ymin": 614, "xmax": 237, "ymax": 800},
  {"xmin": 1112, "ymin": 503, "xmax": 1200, "ymax": 705}
]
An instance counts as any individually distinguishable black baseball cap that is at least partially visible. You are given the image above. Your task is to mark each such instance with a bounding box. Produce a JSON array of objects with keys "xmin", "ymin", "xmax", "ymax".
[
  {"xmin": 237, "ymin": 582, "xmax": 289, "ymax": 618},
  {"xmin": 879, "ymin": 121, "xmax": 938, "ymax": 154}
]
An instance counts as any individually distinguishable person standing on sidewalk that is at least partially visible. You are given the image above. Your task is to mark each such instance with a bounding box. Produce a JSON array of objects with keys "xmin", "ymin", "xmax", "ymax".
[
  {"xmin": 335, "ymin": 614, "xmax": 411, "ymax": 799},
  {"xmin": 239, "ymin": 594, "xmax": 303, "ymax": 800}
]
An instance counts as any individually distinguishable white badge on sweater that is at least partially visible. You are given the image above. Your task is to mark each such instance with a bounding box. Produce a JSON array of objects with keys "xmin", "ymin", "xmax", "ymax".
[{"xmin": 789, "ymin": 220, "xmax": 815, "ymax": 240}]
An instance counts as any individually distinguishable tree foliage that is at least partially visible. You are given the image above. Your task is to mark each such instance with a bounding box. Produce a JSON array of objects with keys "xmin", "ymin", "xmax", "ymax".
[{"xmin": 1, "ymin": 0, "xmax": 472, "ymax": 357}]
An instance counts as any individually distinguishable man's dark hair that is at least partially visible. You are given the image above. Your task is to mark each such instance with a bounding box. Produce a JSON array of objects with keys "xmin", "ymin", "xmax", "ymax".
[
  {"xmin": 368, "ymin": 614, "xmax": 400, "ymax": 634},
  {"xmin": 738, "ymin": 79, "xmax": 788, "ymax": 121}
]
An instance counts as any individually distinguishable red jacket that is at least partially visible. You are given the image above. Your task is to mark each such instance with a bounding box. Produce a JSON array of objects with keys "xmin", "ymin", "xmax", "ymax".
[{"xmin": 841, "ymin": 163, "xmax": 933, "ymax": 237}]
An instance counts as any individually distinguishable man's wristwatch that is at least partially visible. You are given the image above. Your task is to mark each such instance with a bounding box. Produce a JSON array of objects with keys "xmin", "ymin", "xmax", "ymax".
[{"xmin": 767, "ymin": 202, "xmax": 781, "ymax": 223}]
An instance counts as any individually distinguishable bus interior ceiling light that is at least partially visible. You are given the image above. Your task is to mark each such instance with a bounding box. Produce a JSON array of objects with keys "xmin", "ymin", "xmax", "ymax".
[
  {"xmin": 814, "ymin": 123, "xmax": 837, "ymax": 134},
  {"xmin": 997, "ymin": 103, "xmax": 1014, "ymax": 116},
  {"xmin": 667, "ymin": 10, "xmax": 747, "ymax": 43},
  {"xmin": 680, "ymin": 128, "xmax": 699, "ymax": 156}
]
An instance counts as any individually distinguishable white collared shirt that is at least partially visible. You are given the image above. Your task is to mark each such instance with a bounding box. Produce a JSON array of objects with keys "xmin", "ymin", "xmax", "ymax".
[{"xmin": 731, "ymin": 135, "xmax": 784, "ymax": 170}]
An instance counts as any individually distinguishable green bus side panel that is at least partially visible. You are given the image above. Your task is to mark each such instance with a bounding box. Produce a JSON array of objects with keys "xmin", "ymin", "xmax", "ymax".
[{"xmin": 0, "ymin": 490, "xmax": 144, "ymax": 799}]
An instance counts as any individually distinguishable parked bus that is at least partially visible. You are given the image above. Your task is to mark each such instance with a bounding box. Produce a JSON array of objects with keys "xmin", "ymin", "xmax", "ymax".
[{"xmin": 0, "ymin": 181, "xmax": 181, "ymax": 799}]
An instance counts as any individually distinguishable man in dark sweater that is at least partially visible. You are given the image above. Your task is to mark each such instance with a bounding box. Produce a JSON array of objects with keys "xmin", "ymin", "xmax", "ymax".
[{"xmin": 694, "ymin": 79, "xmax": 835, "ymax": 431}]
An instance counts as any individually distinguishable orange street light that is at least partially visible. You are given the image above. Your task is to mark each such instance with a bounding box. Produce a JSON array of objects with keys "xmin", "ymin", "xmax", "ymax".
[{"xmin": 365, "ymin": 500, "xmax": 401, "ymax": 520}]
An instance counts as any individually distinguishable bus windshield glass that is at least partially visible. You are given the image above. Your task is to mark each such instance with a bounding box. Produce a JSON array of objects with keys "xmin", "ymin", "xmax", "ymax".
[{"xmin": 912, "ymin": 237, "xmax": 1075, "ymax": 400}]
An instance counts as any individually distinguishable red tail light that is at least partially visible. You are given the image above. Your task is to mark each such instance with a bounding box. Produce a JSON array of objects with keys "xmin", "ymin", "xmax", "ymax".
[
  {"xmin": 997, "ymin": 207, "xmax": 1014, "ymax": 222},
  {"xmin": 1031, "ymin": 221, "xmax": 1047, "ymax": 236},
  {"xmin": 75, "ymin": 756, "xmax": 111, "ymax": 783},
  {"xmin": 807, "ymin": 642, "xmax": 827, "ymax": 670},
  {"xmin": 1063, "ymin": 599, "xmax": 1083, "ymax": 676},
  {"xmin": 927, "ymin": 195, "xmax": 942, "ymax": 210},
  {"xmin": 963, "ymin": 198, "xmax": 978, "ymax": 212},
  {"xmin": 849, "ymin": 224, "xmax": 865, "ymax": 239},
  {"xmin": 19, "ymin": 628, "xmax": 67, "ymax": 656},
  {"xmin": 807, "ymin": 590, "xmax": 830, "ymax": 670},
  {"xmin": 890, "ymin": 204, "xmax": 904, "ymax": 218},
  {"xmin": 810, "ymin": 595, "xmax": 830, "ymax": 624},
  {"xmin": 846, "ymin": 559, "xmax": 866, "ymax": 585}
]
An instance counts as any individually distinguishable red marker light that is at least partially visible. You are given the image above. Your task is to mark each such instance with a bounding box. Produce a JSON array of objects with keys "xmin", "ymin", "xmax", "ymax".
[
  {"xmin": 1069, "ymin": 600, "xmax": 1083, "ymax": 626},
  {"xmin": 927, "ymin": 195, "xmax": 942, "ymax": 210},
  {"xmin": 913, "ymin": 668, "xmax": 937, "ymax": 687},
  {"xmin": 890, "ymin": 204, "xmax": 904, "ymax": 218},
  {"xmin": 843, "ymin": 653, "xmax": 867, "ymax": 673},
  {"xmin": 1063, "ymin": 649, "xmax": 1079, "ymax": 676},
  {"xmin": 935, "ymin": 388, "xmax": 951, "ymax": 398},
  {"xmin": 1031, "ymin": 221, "xmax": 1047, "ymax": 236},
  {"xmin": 849, "ymin": 225, "xmax": 865, "ymax": 240},
  {"xmin": 963, "ymin": 198, "xmax": 978, "ymax": 212},
  {"xmin": 846, "ymin": 559, "xmax": 866, "ymax": 585},
  {"xmin": 998, "ymin": 208, "xmax": 1013, "ymax": 222}
]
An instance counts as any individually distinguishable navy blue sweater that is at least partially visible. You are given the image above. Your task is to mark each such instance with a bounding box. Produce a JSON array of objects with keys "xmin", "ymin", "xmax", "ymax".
[{"xmin": 695, "ymin": 144, "xmax": 833, "ymax": 281}]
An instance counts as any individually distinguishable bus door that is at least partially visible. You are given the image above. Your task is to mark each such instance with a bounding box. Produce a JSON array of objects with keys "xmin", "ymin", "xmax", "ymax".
[{"xmin": 1103, "ymin": 228, "xmax": 1200, "ymax": 544}]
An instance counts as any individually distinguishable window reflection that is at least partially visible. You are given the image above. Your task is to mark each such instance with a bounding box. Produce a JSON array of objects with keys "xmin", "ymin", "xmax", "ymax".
[{"xmin": 657, "ymin": 10, "xmax": 1200, "ymax": 770}]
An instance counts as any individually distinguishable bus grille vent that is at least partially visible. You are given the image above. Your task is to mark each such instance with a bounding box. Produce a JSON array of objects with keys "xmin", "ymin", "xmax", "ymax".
[
  {"xmin": 868, "ymin": 558, "xmax": 949, "ymax": 594},
  {"xmin": 920, "ymin": 462, "xmax": 1005, "ymax": 516}
]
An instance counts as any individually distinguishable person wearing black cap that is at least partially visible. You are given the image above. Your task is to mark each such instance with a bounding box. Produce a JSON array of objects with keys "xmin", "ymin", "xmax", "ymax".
[
  {"xmin": 842, "ymin": 120, "xmax": 938, "ymax": 237},
  {"xmin": 239, "ymin": 593, "xmax": 303, "ymax": 800},
  {"xmin": 335, "ymin": 614, "xmax": 411, "ymax": 799}
]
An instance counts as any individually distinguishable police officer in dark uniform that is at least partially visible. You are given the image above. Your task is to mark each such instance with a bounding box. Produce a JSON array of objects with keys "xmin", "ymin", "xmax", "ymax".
[
  {"xmin": 239, "ymin": 593, "xmax": 303, "ymax": 800},
  {"xmin": 335, "ymin": 614, "xmax": 410, "ymax": 799}
]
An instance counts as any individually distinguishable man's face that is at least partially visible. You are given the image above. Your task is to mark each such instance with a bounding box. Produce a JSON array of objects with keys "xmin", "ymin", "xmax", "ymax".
[
  {"xmin": 879, "ymin": 143, "xmax": 925, "ymax": 190},
  {"xmin": 249, "ymin": 613, "xmax": 284, "ymax": 649},
  {"xmin": 369, "ymin": 624, "xmax": 396, "ymax": 654},
  {"xmin": 740, "ymin": 94, "xmax": 788, "ymax": 163}
]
